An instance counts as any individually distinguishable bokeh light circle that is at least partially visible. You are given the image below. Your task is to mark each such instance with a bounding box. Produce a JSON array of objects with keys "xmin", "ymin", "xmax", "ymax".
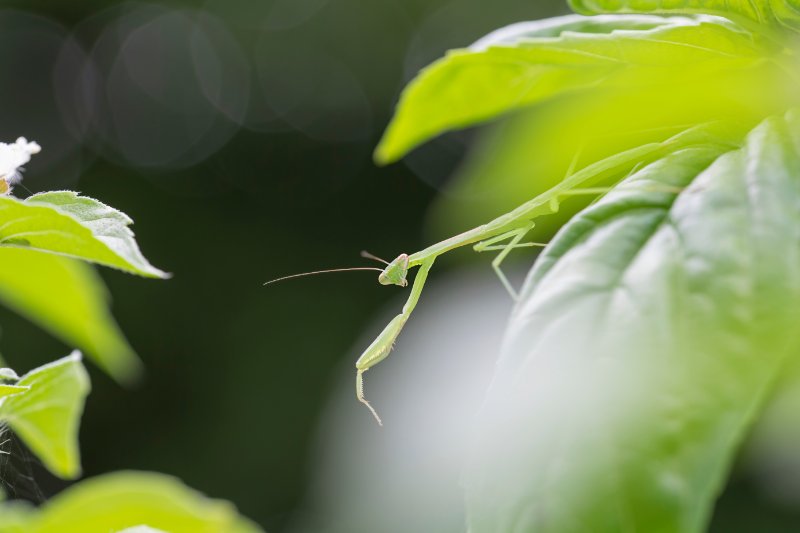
[
  {"xmin": 80, "ymin": 4, "xmax": 249, "ymax": 169},
  {"xmin": 0, "ymin": 10, "xmax": 91, "ymax": 191}
]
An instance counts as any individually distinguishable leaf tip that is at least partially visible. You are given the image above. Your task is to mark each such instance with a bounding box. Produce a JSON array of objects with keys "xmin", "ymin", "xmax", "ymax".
[
  {"xmin": 103, "ymin": 352, "xmax": 146, "ymax": 387},
  {"xmin": 373, "ymin": 139, "xmax": 399, "ymax": 166}
]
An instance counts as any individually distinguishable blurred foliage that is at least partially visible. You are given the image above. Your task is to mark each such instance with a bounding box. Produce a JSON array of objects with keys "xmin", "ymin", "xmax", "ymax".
[
  {"xmin": 0, "ymin": 142, "xmax": 258, "ymax": 526},
  {"xmin": 0, "ymin": 354, "xmax": 89, "ymax": 480},
  {"xmin": 0, "ymin": 470, "xmax": 261, "ymax": 532}
]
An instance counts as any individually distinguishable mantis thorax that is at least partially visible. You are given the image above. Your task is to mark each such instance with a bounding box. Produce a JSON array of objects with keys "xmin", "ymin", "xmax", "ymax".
[{"xmin": 378, "ymin": 254, "xmax": 409, "ymax": 287}]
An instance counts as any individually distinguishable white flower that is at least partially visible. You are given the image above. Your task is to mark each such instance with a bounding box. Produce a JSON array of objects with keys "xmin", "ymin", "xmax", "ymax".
[{"xmin": 0, "ymin": 136, "xmax": 41, "ymax": 185}]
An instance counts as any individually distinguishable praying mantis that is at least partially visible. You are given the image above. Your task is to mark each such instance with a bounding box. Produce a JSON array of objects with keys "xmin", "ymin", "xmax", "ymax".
[{"xmin": 269, "ymin": 121, "xmax": 742, "ymax": 425}]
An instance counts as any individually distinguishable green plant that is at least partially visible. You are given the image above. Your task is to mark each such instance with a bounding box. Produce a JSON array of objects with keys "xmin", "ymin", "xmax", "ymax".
[
  {"xmin": 366, "ymin": 1, "xmax": 800, "ymax": 531},
  {"xmin": 0, "ymin": 142, "xmax": 260, "ymax": 532}
]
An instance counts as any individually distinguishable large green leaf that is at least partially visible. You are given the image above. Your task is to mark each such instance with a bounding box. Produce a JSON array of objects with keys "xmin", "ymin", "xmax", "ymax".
[
  {"xmin": 0, "ymin": 248, "xmax": 141, "ymax": 381},
  {"xmin": 375, "ymin": 16, "xmax": 762, "ymax": 163},
  {"xmin": 569, "ymin": 0, "xmax": 800, "ymax": 32},
  {"xmin": 466, "ymin": 111, "xmax": 800, "ymax": 532},
  {"xmin": 0, "ymin": 353, "xmax": 89, "ymax": 479},
  {"xmin": 0, "ymin": 471, "xmax": 262, "ymax": 533},
  {"xmin": 0, "ymin": 191, "xmax": 167, "ymax": 278}
]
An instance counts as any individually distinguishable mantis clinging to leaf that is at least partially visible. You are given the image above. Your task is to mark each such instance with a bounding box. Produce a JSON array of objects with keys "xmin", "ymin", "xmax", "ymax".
[{"xmin": 267, "ymin": 121, "xmax": 740, "ymax": 425}]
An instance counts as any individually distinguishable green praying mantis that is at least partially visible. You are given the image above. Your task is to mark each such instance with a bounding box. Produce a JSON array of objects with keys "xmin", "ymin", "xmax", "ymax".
[{"xmin": 267, "ymin": 121, "xmax": 742, "ymax": 425}]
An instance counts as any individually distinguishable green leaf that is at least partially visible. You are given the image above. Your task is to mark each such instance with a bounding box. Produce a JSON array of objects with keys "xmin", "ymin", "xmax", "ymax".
[
  {"xmin": 466, "ymin": 111, "xmax": 800, "ymax": 532},
  {"xmin": 569, "ymin": 0, "xmax": 800, "ymax": 32},
  {"xmin": 0, "ymin": 471, "xmax": 263, "ymax": 533},
  {"xmin": 0, "ymin": 501, "xmax": 35, "ymax": 533},
  {"xmin": 469, "ymin": 13, "xmax": 676, "ymax": 46},
  {"xmin": 0, "ymin": 353, "xmax": 90, "ymax": 479},
  {"xmin": 0, "ymin": 191, "xmax": 168, "ymax": 278},
  {"xmin": 0, "ymin": 383, "xmax": 29, "ymax": 398},
  {"xmin": 118, "ymin": 526, "xmax": 168, "ymax": 533},
  {"xmin": 0, "ymin": 248, "xmax": 141, "ymax": 381},
  {"xmin": 375, "ymin": 16, "xmax": 761, "ymax": 163}
]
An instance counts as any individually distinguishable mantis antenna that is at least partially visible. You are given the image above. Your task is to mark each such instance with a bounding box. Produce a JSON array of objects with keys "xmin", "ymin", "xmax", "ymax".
[
  {"xmin": 360, "ymin": 250, "xmax": 390, "ymax": 265},
  {"xmin": 263, "ymin": 267, "xmax": 385, "ymax": 286}
]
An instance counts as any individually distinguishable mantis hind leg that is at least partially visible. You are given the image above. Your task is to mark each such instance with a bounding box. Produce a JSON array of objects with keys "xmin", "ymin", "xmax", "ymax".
[
  {"xmin": 550, "ymin": 162, "xmax": 674, "ymax": 211},
  {"xmin": 474, "ymin": 222, "xmax": 535, "ymax": 300}
]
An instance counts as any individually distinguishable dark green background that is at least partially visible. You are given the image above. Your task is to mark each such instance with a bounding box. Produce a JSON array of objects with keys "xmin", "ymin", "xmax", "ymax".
[{"xmin": 0, "ymin": 0, "xmax": 795, "ymax": 530}]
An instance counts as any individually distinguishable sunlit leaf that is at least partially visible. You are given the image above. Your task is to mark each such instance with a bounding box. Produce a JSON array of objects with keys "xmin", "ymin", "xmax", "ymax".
[
  {"xmin": 375, "ymin": 16, "xmax": 762, "ymax": 163},
  {"xmin": 569, "ymin": 0, "xmax": 800, "ymax": 32},
  {"xmin": 0, "ymin": 191, "xmax": 168, "ymax": 278},
  {"xmin": 424, "ymin": 66, "xmax": 786, "ymax": 242},
  {"xmin": 0, "ymin": 384, "xmax": 28, "ymax": 399},
  {"xmin": 0, "ymin": 471, "xmax": 262, "ymax": 533},
  {"xmin": 469, "ymin": 13, "xmax": 675, "ymax": 47},
  {"xmin": 0, "ymin": 248, "xmax": 141, "ymax": 381},
  {"xmin": 116, "ymin": 527, "xmax": 169, "ymax": 533},
  {"xmin": 466, "ymin": 111, "xmax": 800, "ymax": 532},
  {"xmin": 0, "ymin": 353, "xmax": 89, "ymax": 479}
]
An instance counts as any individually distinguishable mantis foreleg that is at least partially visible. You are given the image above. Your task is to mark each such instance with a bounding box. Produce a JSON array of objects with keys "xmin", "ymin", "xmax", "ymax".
[{"xmin": 355, "ymin": 257, "xmax": 436, "ymax": 425}]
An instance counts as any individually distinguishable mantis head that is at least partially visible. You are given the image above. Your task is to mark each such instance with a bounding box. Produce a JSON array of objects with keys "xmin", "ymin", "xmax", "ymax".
[
  {"xmin": 264, "ymin": 251, "xmax": 411, "ymax": 288},
  {"xmin": 378, "ymin": 254, "xmax": 409, "ymax": 287}
]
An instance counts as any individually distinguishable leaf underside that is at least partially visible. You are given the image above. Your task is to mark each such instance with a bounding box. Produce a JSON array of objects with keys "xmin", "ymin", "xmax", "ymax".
[
  {"xmin": 375, "ymin": 16, "xmax": 763, "ymax": 164},
  {"xmin": 0, "ymin": 249, "xmax": 141, "ymax": 382},
  {"xmin": 569, "ymin": 0, "xmax": 800, "ymax": 32},
  {"xmin": 466, "ymin": 110, "xmax": 800, "ymax": 533},
  {"xmin": 0, "ymin": 191, "xmax": 167, "ymax": 279},
  {"xmin": 0, "ymin": 353, "xmax": 89, "ymax": 479},
  {"xmin": 0, "ymin": 191, "xmax": 166, "ymax": 381}
]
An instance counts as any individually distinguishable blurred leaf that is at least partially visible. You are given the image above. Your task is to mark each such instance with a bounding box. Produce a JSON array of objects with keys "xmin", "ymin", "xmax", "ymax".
[
  {"xmin": 0, "ymin": 471, "xmax": 263, "ymax": 533},
  {"xmin": 0, "ymin": 501, "xmax": 34, "ymax": 532},
  {"xmin": 0, "ymin": 191, "xmax": 168, "ymax": 278},
  {"xmin": 569, "ymin": 0, "xmax": 800, "ymax": 32},
  {"xmin": 0, "ymin": 248, "xmax": 141, "ymax": 381},
  {"xmin": 375, "ymin": 16, "xmax": 761, "ymax": 163},
  {"xmin": 466, "ymin": 111, "xmax": 800, "ymax": 532},
  {"xmin": 0, "ymin": 383, "xmax": 28, "ymax": 398},
  {"xmin": 0, "ymin": 353, "xmax": 89, "ymax": 479}
]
